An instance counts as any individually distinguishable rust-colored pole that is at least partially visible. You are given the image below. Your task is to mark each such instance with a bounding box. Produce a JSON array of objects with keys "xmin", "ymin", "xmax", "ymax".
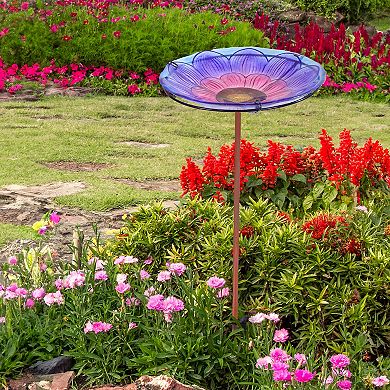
[{"xmin": 232, "ymin": 111, "xmax": 241, "ymax": 319}]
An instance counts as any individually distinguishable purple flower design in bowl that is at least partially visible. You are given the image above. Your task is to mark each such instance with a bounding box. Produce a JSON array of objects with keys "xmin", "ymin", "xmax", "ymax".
[{"xmin": 159, "ymin": 47, "xmax": 326, "ymax": 112}]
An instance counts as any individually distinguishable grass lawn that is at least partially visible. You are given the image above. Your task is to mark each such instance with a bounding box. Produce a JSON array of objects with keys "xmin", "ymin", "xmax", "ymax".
[{"xmin": 0, "ymin": 94, "xmax": 389, "ymax": 247}]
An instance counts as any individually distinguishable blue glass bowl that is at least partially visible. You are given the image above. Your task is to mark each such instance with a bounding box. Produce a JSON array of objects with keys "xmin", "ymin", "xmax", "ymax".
[{"xmin": 159, "ymin": 47, "xmax": 326, "ymax": 112}]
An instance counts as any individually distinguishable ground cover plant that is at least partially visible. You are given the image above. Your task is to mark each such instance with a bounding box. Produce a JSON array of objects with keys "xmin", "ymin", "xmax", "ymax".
[{"xmin": 0, "ymin": 197, "xmax": 389, "ymax": 388}]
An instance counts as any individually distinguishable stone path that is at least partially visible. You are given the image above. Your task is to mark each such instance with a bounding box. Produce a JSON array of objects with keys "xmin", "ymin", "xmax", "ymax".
[{"xmin": 0, "ymin": 181, "xmax": 178, "ymax": 262}]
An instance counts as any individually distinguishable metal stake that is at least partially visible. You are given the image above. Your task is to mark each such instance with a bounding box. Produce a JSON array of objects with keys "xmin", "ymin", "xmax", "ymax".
[{"xmin": 232, "ymin": 111, "xmax": 241, "ymax": 319}]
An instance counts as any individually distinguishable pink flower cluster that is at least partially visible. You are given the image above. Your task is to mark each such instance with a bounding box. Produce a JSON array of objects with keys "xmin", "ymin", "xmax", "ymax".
[
  {"xmin": 0, "ymin": 59, "xmax": 159, "ymax": 96},
  {"xmin": 147, "ymin": 294, "xmax": 185, "ymax": 322},
  {"xmin": 206, "ymin": 276, "xmax": 230, "ymax": 298},
  {"xmin": 325, "ymin": 354, "xmax": 352, "ymax": 389},
  {"xmin": 43, "ymin": 290, "xmax": 64, "ymax": 306},
  {"xmin": 114, "ymin": 255, "xmax": 138, "ymax": 265},
  {"xmin": 248, "ymin": 312, "xmax": 280, "ymax": 324},
  {"xmin": 63, "ymin": 270, "xmax": 86, "ymax": 288},
  {"xmin": 256, "ymin": 348, "xmax": 315, "ymax": 384},
  {"xmin": 84, "ymin": 321, "xmax": 113, "ymax": 334}
]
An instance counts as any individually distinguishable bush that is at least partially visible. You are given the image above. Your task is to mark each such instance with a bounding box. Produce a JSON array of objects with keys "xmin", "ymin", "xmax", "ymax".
[
  {"xmin": 291, "ymin": 0, "xmax": 390, "ymax": 21},
  {"xmin": 0, "ymin": 203, "xmax": 389, "ymax": 387},
  {"xmin": 0, "ymin": 7, "xmax": 267, "ymax": 71}
]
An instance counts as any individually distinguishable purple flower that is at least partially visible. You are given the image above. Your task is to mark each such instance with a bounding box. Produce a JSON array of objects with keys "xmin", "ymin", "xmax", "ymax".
[
  {"xmin": 159, "ymin": 47, "xmax": 325, "ymax": 112},
  {"xmin": 294, "ymin": 369, "xmax": 315, "ymax": 383},
  {"xmin": 207, "ymin": 276, "xmax": 226, "ymax": 289},
  {"xmin": 273, "ymin": 328, "xmax": 289, "ymax": 343},
  {"xmin": 38, "ymin": 226, "xmax": 48, "ymax": 235},
  {"xmin": 330, "ymin": 354, "xmax": 350, "ymax": 368}
]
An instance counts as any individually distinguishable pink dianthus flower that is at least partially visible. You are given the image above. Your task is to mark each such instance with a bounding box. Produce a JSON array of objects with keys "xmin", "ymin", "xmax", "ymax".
[
  {"xmin": 32, "ymin": 287, "xmax": 46, "ymax": 300},
  {"xmin": 330, "ymin": 354, "xmax": 350, "ymax": 368},
  {"xmin": 372, "ymin": 376, "xmax": 389, "ymax": 387},
  {"xmin": 207, "ymin": 276, "xmax": 225, "ymax": 289},
  {"xmin": 157, "ymin": 270, "xmax": 171, "ymax": 282},
  {"xmin": 294, "ymin": 369, "xmax": 315, "ymax": 383},
  {"xmin": 95, "ymin": 270, "xmax": 108, "ymax": 281},
  {"xmin": 337, "ymin": 380, "xmax": 352, "ymax": 390},
  {"xmin": 273, "ymin": 370, "xmax": 291, "ymax": 381},
  {"xmin": 147, "ymin": 294, "xmax": 165, "ymax": 311},
  {"xmin": 273, "ymin": 328, "xmax": 289, "ymax": 343},
  {"xmin": 169, "ymin": 262, "xmax": 186, "ymax": 276},
  {"xmin": 115, "ymin": 282, "xmax": 131, "ymax": 294}
]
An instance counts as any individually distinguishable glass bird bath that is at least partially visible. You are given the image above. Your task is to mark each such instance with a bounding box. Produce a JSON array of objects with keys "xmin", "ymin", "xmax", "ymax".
[{"xmin": 159, "ymin": 47, "xmax": 326, "ymax": 318}]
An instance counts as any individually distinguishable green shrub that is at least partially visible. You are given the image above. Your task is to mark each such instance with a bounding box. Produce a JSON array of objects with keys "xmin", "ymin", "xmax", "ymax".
[
  {"xmin": 291, "ymin": 0, "xmax": 390, "ymax": 21},
  {"xmin": 0, "ymin": 7, "xmax": 267, "ymax": 71},
  {"xmin": 111, "ymin": 197, "xmax": 390, "ymax": 356}
]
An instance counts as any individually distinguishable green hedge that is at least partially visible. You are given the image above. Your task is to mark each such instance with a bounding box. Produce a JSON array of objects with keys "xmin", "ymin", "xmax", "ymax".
[{"xmin": 0, "ymin": 7, "xmax": 267, "ymax": 71}]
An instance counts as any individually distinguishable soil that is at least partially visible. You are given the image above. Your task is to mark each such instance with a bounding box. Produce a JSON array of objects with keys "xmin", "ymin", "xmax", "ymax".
[{"xmin": 114, "ymin": 178, "xmax": 180, "ymax": 192}]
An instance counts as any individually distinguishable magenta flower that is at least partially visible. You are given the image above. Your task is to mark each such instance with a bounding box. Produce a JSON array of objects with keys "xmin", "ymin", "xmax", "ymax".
[
  {"xmin": 330, "ymin": 354, "xmax": 350, "ymax": 368},
  {"xmin": 162, "ymin": 296, "xmax": 185, "ymax": 313},
  {"xmin": 337, "ymin": 380, "xmax": 352, "ymax": 390},
  {"xmin": 38, "ymin": 226, "xmax": 48, "ymax": 235},
  {"xmin": 168, "ymin": 262, "xmax": 187, "ymax": 276},
  {"xmin": 49, "ymin": 211, "xmax": 61, "ymax": 224},
  {"xmin": 157, "ymin": 270, "xmax": 171, "ymax": 282},
  {"xmin": 273, "ymin": 370, "xmax": 291, "ymax": 381},
  {"xmin": 115, "ymin": 282, "xmax": 131, "ymax": 294},
  {"xmin": 147, "ymin": 294, "xmax": 165, "ymax": 311},
  {"xmin": 256, "ymin": 356, "xmax": 272, "ymax": 369},
  {"xmin": 25, "ymin": 298, "xmax": 35, "ymax": 308},
  {"xmin": 271, "ymin": 361, "xmax": 289, "ymax": 371},
  {"xmin": 207, "ymin": 276, "xmax": 226, "ymax": 289},
  {"xmin": 270, "ymin": 348, "xmax": 291, "ymax": 363},
  {"xmin": 140, "ymin": 270, "xmax": 151, "ymax": 280},
  {"xmin": 128, "ymin": 322, "xmax": 138, "ymax": 330},
  {"xmin": 54, "ymin": 278, "xmax": 63, "ymax": 290},
  {"xmin": 95, "ymin": 270, "xmax": 108, "ymax": 281},
  {"xmin": 32, "ymin": 288, "xmax": 46, "ymax": 300},
  {"xmin": 217, "ymin": 287, "xmax": 230, "ymax": 298},
  {"xmin": 372, "ymin": 376, "xmax": 389, "ymax": 387},
  {"xmin": 294, "ymin": 369, "xmax": 315, "ymax": 383},
  {"xmin": 273, "ymin": 328, "xmax": 289, "ymax": 343},
  {"xmin": 7, "ymin": 256, "xmax": 17, "ymax": 265},
  {"xmin": 84, "ymin": 321, "xmax": 113, "ymax": 334}
]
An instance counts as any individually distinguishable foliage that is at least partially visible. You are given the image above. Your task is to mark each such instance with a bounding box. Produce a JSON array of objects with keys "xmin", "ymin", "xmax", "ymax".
[
  {"xmin": 180, "ymin": 130, "xmax": 390, "ymax": 214},
  {"xmin": 291, "ymin": 0, "xmax": 390, "ymax": 22},
  {"xmin": 0, "ymin": 202, "xmax": 389, "ymax": 387},
  {"xmin": 0, "ymin": 7, "xmax": 266, "ymax": 71}
]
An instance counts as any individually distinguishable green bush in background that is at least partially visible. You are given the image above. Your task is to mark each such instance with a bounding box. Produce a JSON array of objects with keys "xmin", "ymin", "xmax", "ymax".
[{"xmin": 0, "ymin": 7, "xmax": 267, "ymax": 71}]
